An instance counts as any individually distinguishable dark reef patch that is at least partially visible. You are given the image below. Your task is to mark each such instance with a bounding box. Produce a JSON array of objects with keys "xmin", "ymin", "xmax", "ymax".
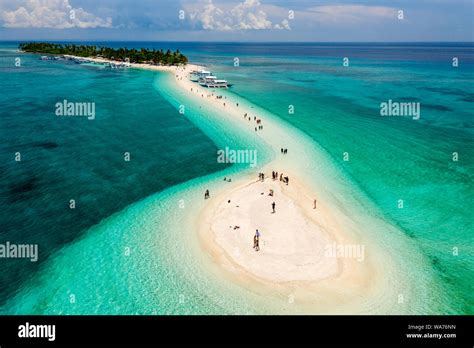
[
  {"xmin": 33, "ymin": 141, "xmax": 59, "ymax": 149},
  {"xmin": 8, "ymin": 176, "xmax": 40, "ymax": 201},
  {"xmin": 423, "ymin": 104, "xmax": 453, "ymax": 112}
]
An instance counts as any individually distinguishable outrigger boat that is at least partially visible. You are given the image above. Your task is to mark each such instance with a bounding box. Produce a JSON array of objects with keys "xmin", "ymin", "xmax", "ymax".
[{"xmin": 192, "ymin": 70, "xmax": 229, "ymax": 88}]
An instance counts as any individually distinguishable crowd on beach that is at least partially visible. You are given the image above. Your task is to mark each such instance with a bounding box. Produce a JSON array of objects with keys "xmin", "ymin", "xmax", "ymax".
[
  {"xmin": 202, "ymin": 169, "xmax": 318, "ymax": 253},
  {"xmin": 184, "ymin": 69, "xmax": 321, "ymax": 254},
  {"xmin": 188, "ymin": 80, "xmax": 266, "ymax": 135}
]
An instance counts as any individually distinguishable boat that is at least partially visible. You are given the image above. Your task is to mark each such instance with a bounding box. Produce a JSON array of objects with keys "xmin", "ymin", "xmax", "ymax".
[
  {"xmin": 106, "ymin": 61, "xmax": 130, "ymax": 69},
  {"xmin": 191, "ymin": 69, "xmax": 230, "ymax": 88},
  {"xmin": 196, "ymin": 70, "xmax": 212, "ymax": 77},
  {"xmin": 209, "ymin": 79, "xmax": 229, "ymax": 88},
  {"xmin": 198, "ymin": 75, "xmax": 217, "ymax": 85},
  {"xmin": 202, "ymin": 77, "xmax": 229, "ymax": 88}
]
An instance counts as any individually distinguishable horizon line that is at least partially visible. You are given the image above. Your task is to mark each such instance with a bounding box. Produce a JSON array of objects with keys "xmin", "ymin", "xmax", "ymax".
[{"xmin": 2, "ymin": 40, "xmax": 474, "ymax": 44}]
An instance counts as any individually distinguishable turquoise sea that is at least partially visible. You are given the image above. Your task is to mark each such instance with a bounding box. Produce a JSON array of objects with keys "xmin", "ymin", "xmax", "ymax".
[{"xmin": 0, "ymin": 42, "xmax": 472, "ymax": 314}]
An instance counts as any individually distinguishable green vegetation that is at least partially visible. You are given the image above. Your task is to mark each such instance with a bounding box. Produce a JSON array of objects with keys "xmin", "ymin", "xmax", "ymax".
[{"xmin": 19, "ymin": 42, "xmax": 188, "ymax": 65}]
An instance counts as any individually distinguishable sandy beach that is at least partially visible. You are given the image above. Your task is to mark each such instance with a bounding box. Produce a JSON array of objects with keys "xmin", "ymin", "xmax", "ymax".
[
  {"xmin": 1, "ymin": 53, "xmax": 437, "ymax": 315},
  {"xmin": 3, "ymin": 4, "xmax": 469, "ymax": 341},
  {"xmin": 79, "ymin": 58, "xmax": 410, "ymax": 312},
  {"xmin": 63, "ymin": 57, "xmax": 430, "ymax": 313},
  {"xmin": 132, "ymin": 60, "xmax": 396, "ymax": 311}
]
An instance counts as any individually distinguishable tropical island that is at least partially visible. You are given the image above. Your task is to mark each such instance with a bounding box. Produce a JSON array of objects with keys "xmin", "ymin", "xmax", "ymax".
[{"xmin": 19, "ymin": 42, "xmax": 188, "ymax": 65}]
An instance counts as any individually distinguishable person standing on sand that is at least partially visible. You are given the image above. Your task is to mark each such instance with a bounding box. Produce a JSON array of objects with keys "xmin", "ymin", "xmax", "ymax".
[
  {"xmin": 313, "ymin": 199, "xmax": 317, "ymax": 209},
  {"xmin": 254, "ymin": 229, "xmax": 261, "ymax": 251},
  {"xmin": 204, "ymin": 189, "xmax": 210, "ymax": 199},
  {"xmin": 253, "ymin": 236, "xmax": 260, "ymax": 251},
  {"xmin": 272, "ymin": 201, "xmax": 276, "ymax": 213}
]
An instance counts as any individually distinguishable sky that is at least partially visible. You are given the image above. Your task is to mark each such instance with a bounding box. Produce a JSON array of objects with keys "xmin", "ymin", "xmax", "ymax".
[{"xmin": 0, "ymin": 0, "xmax": 473, "ymax": 42}]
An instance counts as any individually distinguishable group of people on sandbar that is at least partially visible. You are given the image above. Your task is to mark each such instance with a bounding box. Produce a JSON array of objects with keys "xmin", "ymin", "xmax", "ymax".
[
  {"xmin": 260, "ymin": 171, "xmax": 290, "ymax": 185},
  {"xmin": 275, "ymin": 171, "xmax": 289, "ymax": 185},
  {"xmin": 241, "ymin": 113, "xmax": 264, "ymax": 132},
  {"xmin": 280, "ymin": 148, "xmax": 288, "ymax": 154}
]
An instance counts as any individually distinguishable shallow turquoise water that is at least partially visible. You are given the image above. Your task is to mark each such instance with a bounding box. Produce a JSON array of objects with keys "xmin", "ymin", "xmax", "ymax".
[
  {"xmin": 201, "ymin": 45, "xmax": 474, "ymax": 313},
  {"xmin": 0, "ymin": 45, "xmax": 228, "ymax": 305},
  {"xmin": 0, "ymin": 42, "xmax": 472, "ymax": 314},
  {"xmin": 0, "ymin": 71, "xmax": 275, "ymax": 315}
]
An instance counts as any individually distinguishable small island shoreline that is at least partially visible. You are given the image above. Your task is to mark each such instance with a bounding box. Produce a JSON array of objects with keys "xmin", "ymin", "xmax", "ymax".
[
  {"xmin": 19, "ymin": 42, "xmax": 188, "ymax": 65},
  {"xmin": 25, "ymin": 45, "xmax": 434, "ymax": 313}
]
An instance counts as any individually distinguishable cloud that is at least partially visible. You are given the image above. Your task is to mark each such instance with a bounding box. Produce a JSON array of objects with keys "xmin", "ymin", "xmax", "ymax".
[
  {"xmin": 230, "ymin": 0, "xmax": 272, "ymax": 30},
  {"xmin": 185, "ymin": 0, "xmax": 290, "ymax": 31},
  {"xmin": 0, "ymin": 0, "xmax": 112, "ymax": 28},
  {"xmin": 274, "ymin": 19, "xmax": 290, "ymax": 30},
  {"xmin": 189, "ymin": 0, "xmax": 231, "ymax": 30},
  {"xmin": 304, "ymin": 5, "xmax": 397, "ymax": 24}
]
